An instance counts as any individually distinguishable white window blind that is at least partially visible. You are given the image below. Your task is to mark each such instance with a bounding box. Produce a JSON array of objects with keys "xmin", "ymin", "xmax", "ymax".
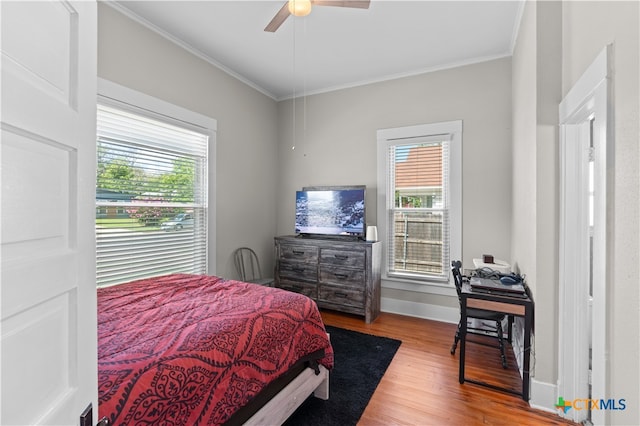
[
  {"xmin": 385, "ymin": 136, "xmax": 451, "ymax": 280},
  {"xmin": 96, "ymin": 104, "xmax": 208, "ymax": 287},
  {"xmin": 378, "ymin": 121, "xmax": 461, "ymax": 286}
]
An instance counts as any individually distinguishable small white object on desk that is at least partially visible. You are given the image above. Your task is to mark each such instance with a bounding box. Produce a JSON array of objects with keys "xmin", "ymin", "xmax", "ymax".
[{"xmin": 472, "ymin": 258, "xmax": 511, "ymax": 274}]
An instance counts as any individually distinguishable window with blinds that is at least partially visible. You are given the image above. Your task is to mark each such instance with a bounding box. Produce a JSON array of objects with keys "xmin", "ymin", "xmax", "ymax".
[
  {"xmin": 377, "ymin": 121, "xmax": 461, "ymax": 284},
  {"xmin": 96, "ymin": 104, "xmax": 208, "ymax": 287},
  {"xmin": 387, "ymin": 138, "xmax": 450, "ymax": 279}
]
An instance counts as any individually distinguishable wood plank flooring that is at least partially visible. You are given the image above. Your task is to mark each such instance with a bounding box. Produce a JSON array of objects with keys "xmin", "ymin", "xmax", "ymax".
[{"xmin": 320, "ymin": 310, "xmax": 576, "ymax": 426}]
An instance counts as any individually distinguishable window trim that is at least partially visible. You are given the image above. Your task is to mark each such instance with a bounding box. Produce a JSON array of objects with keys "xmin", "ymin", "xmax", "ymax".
[
  {"xmin": 377, "ymin": 120, "xmax": 462, "ymax": 289},
  {"xmin": 97, "ymin": 78, "xmax": 217, "ymax": 275}
]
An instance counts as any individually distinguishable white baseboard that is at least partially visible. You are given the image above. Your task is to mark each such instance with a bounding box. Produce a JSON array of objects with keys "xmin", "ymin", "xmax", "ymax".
[
  {"xmin": 529, "ymin": 379, "xmax": 558, "ymax": 414},
  {"xmin": 381, "ymin": 296, "xmax": 459, "ymax": 324}
]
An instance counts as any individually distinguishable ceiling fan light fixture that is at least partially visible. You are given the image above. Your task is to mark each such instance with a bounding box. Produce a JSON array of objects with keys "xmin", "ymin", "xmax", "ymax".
[{"xmin": 288, "ymin": 0, "xmax": 312, "ymax": 17}]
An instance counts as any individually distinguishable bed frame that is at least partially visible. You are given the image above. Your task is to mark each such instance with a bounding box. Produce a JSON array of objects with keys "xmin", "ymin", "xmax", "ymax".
[
  {"xmin": 244, "ymin": 332, "xmax": 332, "ymax": 425},
  {"xmin": 244, "ymin": 365, "xmax": 329, "ymax": 425}
]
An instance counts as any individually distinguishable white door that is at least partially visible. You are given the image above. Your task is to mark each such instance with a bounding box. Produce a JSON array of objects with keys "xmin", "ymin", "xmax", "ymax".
[
  {"xmin": 558, "ymin": 47, "xmax": 609, "ymax": 425},
  {"xmin": 1, "ymin": 1, "xmax": 97, "ymax": 425}
]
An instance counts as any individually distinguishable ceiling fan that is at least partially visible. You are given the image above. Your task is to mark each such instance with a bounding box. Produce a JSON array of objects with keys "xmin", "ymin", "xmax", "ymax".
[{"xmin": 265, "ymin": 0, "xmax": 370, "ymax": 32}]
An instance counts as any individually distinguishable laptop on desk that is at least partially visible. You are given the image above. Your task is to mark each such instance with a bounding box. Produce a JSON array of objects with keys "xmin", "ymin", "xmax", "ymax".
[{"xmin": 469, "ymin": 277, "xmax": 526, "ymax": 295}]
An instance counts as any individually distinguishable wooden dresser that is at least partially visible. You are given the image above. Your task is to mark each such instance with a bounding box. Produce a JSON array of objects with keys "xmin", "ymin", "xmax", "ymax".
[{"xmin": 274, "ymin": 235, "xmax": 382, "ymax": 323}]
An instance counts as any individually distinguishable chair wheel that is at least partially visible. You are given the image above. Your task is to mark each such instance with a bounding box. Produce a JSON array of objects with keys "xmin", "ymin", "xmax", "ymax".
[
  {"xmin": 502, "ymin": 360, "xmax": 508, "ymax": 369},
  {"xmin": 450, "ymin": 345, "xmax": 456, "ymax": 355}
]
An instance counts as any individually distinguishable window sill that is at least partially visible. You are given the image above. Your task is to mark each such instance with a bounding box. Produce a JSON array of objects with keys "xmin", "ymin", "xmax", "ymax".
[{"xmin": 382, "ymin": 275, "xmax": 457, "ymax": 296}]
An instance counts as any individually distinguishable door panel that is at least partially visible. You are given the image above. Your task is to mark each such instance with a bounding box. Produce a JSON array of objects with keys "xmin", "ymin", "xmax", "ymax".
[
  {"xmin": 1, "ymin": 127, "xmax": 72, "ymax": 259},
  {"xmin": 1, "ymin": 1, "xmax": 97, "ymax": 425},
  {"xmin": 2, "ymin": 0, "xmax": 76, "ymax": 105}
]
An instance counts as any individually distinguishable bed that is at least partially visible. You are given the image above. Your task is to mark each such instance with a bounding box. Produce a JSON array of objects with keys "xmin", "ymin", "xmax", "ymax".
[{"xmin": 98, "ymin": 274, "xmax": 334, "ymax": 425}]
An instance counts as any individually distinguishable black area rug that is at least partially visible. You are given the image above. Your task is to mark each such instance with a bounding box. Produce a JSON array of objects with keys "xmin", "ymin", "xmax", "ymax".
[{"xmin": 284, "ymin": 325, "xmax": 402, "ymax": 426}]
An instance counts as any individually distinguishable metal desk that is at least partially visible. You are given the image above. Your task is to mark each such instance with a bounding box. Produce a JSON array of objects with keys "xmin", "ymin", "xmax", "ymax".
[{"xmin": 459, "ymin": 282, "xmax": 534, "ymax": 400}]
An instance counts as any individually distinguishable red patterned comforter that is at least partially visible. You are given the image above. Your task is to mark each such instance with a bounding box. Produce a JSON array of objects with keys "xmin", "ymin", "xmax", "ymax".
[{"xmin": 98, "ymin": 274, "xmax": 333, "ymax": 425}]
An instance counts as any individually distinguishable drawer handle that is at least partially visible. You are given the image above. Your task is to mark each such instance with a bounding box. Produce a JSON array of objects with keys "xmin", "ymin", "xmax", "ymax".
[
  {"xmin": 334, "ymin": 273, "xmax": 349, "ymax": 279},
  {"xmin": 334, "ymin": 254, "xmax": 349, "ymax": 260},
  {"xmin": 292, "ymin": 267, "xmax": 306, "ymax": 273},
  {"xmin": 292, "ymin": 250, "xmax": 305, "ymax": 255},
  {"xmin": 334, "ymin": 292, "xmax": 348, "ymax": 298}
]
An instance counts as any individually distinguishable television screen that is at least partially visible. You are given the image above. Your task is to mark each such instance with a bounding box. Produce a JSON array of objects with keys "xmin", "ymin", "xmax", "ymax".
[{"xmin": 295, "ymin": 188, "xmax": 365, "ymax": 236}]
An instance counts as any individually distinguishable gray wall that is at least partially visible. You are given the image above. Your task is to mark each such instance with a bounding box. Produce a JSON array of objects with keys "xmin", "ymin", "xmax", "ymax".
[
  {"xmin": 512, "ymin": 0, "xmax": 639, "ymax": 422},
  {"xmin": 98, "ymin": 3, "xmax": 513, "ymax": 316},
  {"xmin": 511, "ymin": 0, "xmax": 562, "ymax": 397},
  {"xmin": 276, "ymin": 58, "xmax": 513, "ymax": 314},
  {"xmin": 98, "ymin": 3, "xmax": 279, "ymax": 279}
]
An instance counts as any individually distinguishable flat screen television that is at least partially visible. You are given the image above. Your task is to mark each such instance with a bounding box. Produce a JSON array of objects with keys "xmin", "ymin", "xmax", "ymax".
[{"xmin": 295, "ymin": 186, "xmax": 366, "ymax": 238}]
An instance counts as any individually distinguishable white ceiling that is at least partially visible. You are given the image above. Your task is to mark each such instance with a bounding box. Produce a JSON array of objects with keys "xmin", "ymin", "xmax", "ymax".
[{"xmin": 110, "ymin": 1, "xmax": 524, "ymax": 100}]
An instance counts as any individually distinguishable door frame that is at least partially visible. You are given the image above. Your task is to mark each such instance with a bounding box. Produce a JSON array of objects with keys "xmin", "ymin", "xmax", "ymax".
[{"xmin": 558, "ymin": 46, "xmax": 611, "ymax": 424}]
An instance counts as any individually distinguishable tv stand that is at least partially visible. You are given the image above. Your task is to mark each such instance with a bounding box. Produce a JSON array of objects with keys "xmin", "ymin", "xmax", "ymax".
[{"xmin": 274, "ymin": 235, "xmax": 381, "ymax": 323}]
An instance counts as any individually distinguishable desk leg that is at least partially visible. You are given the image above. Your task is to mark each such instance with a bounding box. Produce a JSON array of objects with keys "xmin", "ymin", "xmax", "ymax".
[
  {"xmin": 523, "ymin": 306, "xmax": 532, "ymax": 400},
  {"xmin": 459, "ymin": 299, "xmax": 467, "ymax": 384}
]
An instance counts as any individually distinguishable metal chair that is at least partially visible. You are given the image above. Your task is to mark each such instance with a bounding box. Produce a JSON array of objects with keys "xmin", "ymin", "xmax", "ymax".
[
  {"xmin": 233, "ymin": 247, "xmax": 274, "ymax": 287},
  {"xmin": 450, "ymin": 260, "xmax": 507, "ymax": 368}
]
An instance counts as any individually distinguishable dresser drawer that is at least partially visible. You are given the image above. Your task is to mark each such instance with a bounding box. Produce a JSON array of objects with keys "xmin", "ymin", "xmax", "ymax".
[
  {"xmin": 319, "ymin": 266, "xmax": 364, "ymax": 287},
  {"xmin": 279, "ymin": 260, "xmax": 318, "ymax": 282},
  {"xmin": 279, "ymin": 244, "xmax": 318, "ymax": 262},
  {"xmin": 276, "ymin": 279, "xmax": 318, "ymax": 299},
  {"xmin": 319, "ymin": 249, "xmax": 365, "ymax": 268},
  {"xmin": 319, "ymin": 284, "xmax": 364, "ymax": 307}
]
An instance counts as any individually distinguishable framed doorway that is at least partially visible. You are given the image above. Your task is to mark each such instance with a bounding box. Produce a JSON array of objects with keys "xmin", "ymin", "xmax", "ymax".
[{"xmin": 558, "ymin": 46, "xmax": 611, "ymax": 425}]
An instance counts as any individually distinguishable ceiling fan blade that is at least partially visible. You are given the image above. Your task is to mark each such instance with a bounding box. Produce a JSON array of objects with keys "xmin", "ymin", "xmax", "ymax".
[
  {"xmin": 264, "ymin": 2, "xmax": 291, "ymax": 32},
  {"xmin": 312, "ymin": 0, "xmax": 370, "ymax": 9}
]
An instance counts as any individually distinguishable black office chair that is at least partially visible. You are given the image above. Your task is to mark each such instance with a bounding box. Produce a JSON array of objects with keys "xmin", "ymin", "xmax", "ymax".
[
  {"xmin": 233, "ymin": 247, "xmax": 274, "ymax": 287},
  {"xmin": 450, "ymin": 260, "xmax": 508, "ymax": 368}
]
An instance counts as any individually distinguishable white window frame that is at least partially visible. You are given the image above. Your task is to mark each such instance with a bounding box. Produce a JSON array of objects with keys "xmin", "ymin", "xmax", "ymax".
[
  {"xmin": 377, "ymin": 120, "xmax": 462, "ymax": 291},
  {"xmin": 97, "ymin": 78, "xmax": 217, "ymax": 276}
]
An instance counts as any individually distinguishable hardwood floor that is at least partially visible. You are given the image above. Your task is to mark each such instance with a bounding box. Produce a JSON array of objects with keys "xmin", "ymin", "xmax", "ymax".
[{"xmin": 320, "ymin": 310, "xmax": 576, "ymax": 426}]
